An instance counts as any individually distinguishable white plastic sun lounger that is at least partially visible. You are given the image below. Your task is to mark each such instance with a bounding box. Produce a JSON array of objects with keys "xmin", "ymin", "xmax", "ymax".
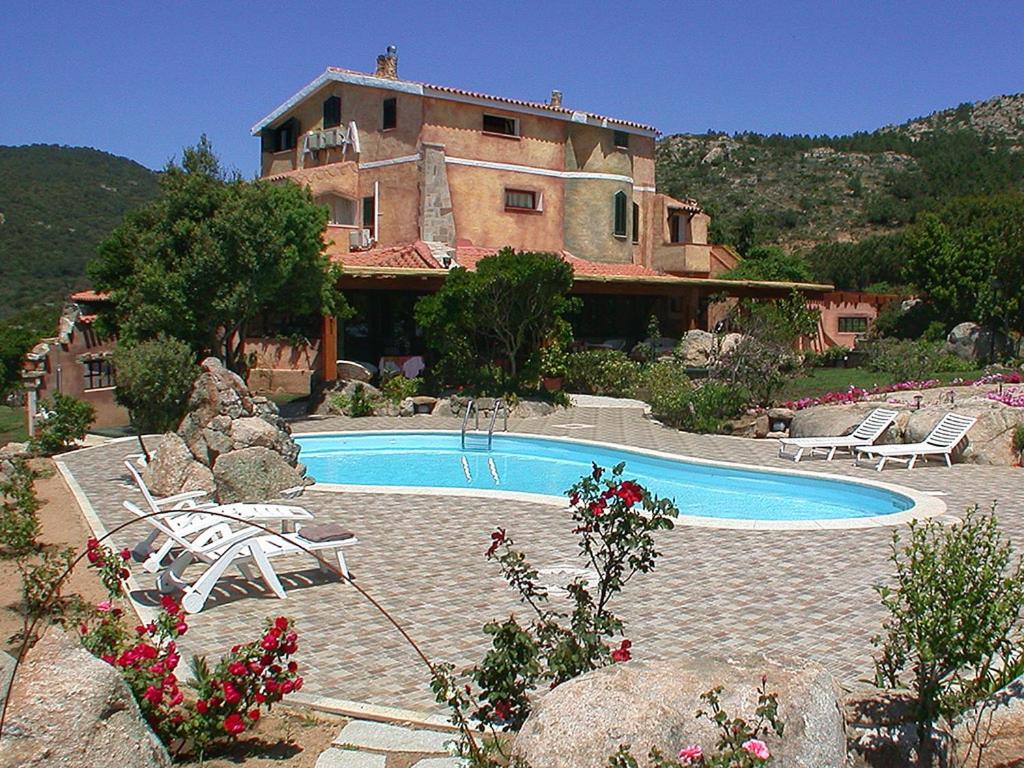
[
  {"xmin": 777, "ymin": 408, "xmax": 899, "ymax": 462},
  {"xmin": 123, "ymin": 500, "xmax": 358, "ymax": 614},
  {"xmin": 123, "ymin": 459, "xmax": 314, "ymax": 573},
  {"xmin": 854, "ymin": 412, "xmax": 977, "ymax": 471}
]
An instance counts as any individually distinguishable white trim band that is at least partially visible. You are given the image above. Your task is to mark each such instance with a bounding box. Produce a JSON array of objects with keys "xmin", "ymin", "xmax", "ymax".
[
  {"xmin": 444, "ymin": 155, "xmax": 635, "ymax": 184},
  {"xmin": 358, "ymin": 154, "xmax": 421, "ymax": 170}
]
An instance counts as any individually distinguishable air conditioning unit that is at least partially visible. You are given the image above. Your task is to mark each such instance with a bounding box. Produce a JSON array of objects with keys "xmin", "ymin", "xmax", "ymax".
[
  {"xmin": 348, "ymin": 228, "xmax": 372, "ymax": 250},
  {"xmin": 303, "ymin": 132, "xmax": 322, "ymax": 153},
  {"xmin": 322, "ymin": 128, "xmax": 340, "ymax": 148}
]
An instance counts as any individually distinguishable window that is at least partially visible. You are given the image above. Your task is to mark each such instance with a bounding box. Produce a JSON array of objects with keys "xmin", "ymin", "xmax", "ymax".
[
  {"xmin": 382, "ymin": 98, "xmax": 397, "ymax": 130},
  {"xmin": 504, "ymin": 189, "xmax": 538, "ymax": 211},
  {"xmin": 321, "ymin": 194, "xmax": 357, "ymax": 226},
  {"xmin": 613, "ymin": 130, "xmax": 630, "ymax": 149},
  {"xmin": 669, "ymin": 212, "xmax": 689, "ymax": 243},
  {"xmin": 631, "ymin": 202, "xmax": 640, "ymax": 243},
  {"xmin": 613, "ymin": 191, "xmax": 628, "ymax": 237},
  {"xmin": 362, "ymin": 195, "xmax": 376, "ymax": 237},
  {"xmin": 323, "ymin": 95, "xmax": 341, "ymax": 129},
  {"xmin": 838, "ymin": 316, "xmax": 869, "ymax": 334},
  {"xmin": 272, "ymin": 118, "xmax": 298, "ymax": 152},
  {"xmin": 482, "ymin": 113, "xmax": 518, "ymax": 137},
  {"xmin": 83, "ymin": 359, "xmax": 114, "ymax": 390}
]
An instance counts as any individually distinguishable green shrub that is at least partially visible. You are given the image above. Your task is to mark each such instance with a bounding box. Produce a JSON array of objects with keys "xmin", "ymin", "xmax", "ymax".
[
  {"xmin": 31, "ymin": 393, "xmax": 95, "ymax": 455},
  {"xmin": 537, "ymin": 344, "xmax": 568, "ymax": 378},
  {"xmin": 348, "ymin": 384, "xmax": 374, "ymax": 417},
  {"xmin": 637, "ymin": 361, "xmax": 747, "ymax": 433},
  {"xmin": 1013, "ymin": 424, "xmax": 1024, "ymax": 457},
  {"xmin": 0, "ymin": 459, "xmax": 41, "ymax": 557},
  {"xmin": 564, "ymin": 350, "xmax": 641, "ymax": 396},
  {"xmin": 864, "ymin": 338, "xmax": 973, "ymax": 381},
  {"xmin": 18, "ymin": 546, "xmax": 75, "ymax": 619},
  {"xmin": 873, "ymin": 506, "xmax": 1024, "ymax": 767},
  {"xmin": 113, "ymin": 335, "xmax": 198, "ymax": 434},
  {"xmin": 381, "ymin": 374, "xmax": 421, "ymax": 404}
]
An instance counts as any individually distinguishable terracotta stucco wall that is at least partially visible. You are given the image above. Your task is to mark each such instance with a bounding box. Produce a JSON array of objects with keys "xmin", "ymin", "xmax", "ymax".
[
  {"xmin": 32, "ymin": 327, "xmax": 127, "ymax": 429},
  {"xmin": 446, "ymin": 163, "xmax": 565, "ymax": 251},
  {"xmin": 260, "ymin": 82, "xmax": 422, "ymax": 176},
  {"xmin": 564, "ymin": 125, "xmax": 633, "ymax": 175},
  {"xmin": 421, "ymin": 98, "xmax": 565, "ymax": 168}
]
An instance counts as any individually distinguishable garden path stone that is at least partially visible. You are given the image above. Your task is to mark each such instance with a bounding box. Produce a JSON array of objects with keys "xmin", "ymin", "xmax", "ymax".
[
  {"xmin": 315, "ymin": 749, "xmax": 385, "ymax": 768},
  {"xmin": 333, "ymin": 720, "xmax": 453, "ymax": 753},
  {"xmin": 411, "ymin": 758, "xmax": 468, "ymax": 768}
]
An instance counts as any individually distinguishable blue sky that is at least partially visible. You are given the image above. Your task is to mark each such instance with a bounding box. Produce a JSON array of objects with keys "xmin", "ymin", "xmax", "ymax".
[{"xmin": 2, "ymin": 1, "xmax": 1021, "ymax": 177}]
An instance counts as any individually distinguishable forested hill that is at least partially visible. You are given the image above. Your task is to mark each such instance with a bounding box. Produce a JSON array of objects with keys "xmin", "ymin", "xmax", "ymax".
[
  {"xmin": 0, "ymin": 145, "xmax": 159, "ymax": 320},
  {"xmin": 655, "ymin": 92, "xmax": 1024, "ymax": 254}
]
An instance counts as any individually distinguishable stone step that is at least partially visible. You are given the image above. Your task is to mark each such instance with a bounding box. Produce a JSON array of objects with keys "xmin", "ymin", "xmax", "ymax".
[
  {"xmin": 333, "ymin": 720, "xmax": 454, "ymax": 754},
  {"xmin": 315, "ymin": 748, "xmax": 386, "ymax": 768},
  {"xmin": 411, "ymin": 758, "xmax": 468, "ymax": 768}
]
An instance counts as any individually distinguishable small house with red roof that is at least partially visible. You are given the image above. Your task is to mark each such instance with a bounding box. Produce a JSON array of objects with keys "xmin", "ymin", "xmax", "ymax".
[{"xmin": 252, "ymin": 48, "xmax": 835, "ymax": 380}]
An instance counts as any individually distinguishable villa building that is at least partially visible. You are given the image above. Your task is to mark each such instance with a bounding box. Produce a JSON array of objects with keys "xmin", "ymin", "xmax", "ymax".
[{"xmin": 252, "ymin": 48, "xmax": 835, "ymax": 381}]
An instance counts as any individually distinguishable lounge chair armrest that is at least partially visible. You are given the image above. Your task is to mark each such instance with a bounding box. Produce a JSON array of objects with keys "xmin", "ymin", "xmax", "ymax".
[{"xmin": 193, "ymin": 524, "xmax": 261, "ymax": 554}]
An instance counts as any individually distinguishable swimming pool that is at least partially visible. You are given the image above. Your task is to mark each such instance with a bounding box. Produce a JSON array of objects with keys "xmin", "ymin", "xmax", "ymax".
[{"xmin": 296, "ymin": 431, "xmax": 938, "ymax": 528}]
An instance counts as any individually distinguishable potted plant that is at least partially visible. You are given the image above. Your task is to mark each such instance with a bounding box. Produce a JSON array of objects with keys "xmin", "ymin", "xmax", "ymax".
[{"xmin": 539, "ymin": 344, "xmax": 567, "ymax": 392}]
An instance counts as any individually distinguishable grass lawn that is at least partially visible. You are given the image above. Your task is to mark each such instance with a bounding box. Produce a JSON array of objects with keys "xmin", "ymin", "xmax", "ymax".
[
  {"xmin": 776, "ymin": 366, "xmax": 991, "ymax": 403},
  {"xmin": 0, "ymin": 404, "xmax": 28, "ymax": 445}
]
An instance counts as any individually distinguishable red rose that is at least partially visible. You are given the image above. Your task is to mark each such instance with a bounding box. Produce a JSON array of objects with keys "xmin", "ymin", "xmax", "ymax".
[
  {"xmin": 274, "ymin": 617, "xmax": 289, "ymax": 632},
  {"xmin": 247, "ymin": 709, "xmax": 260, "ymax": 722},
  {"xmin": 223, "ymin": 713, "xmax": 246, "ymax": 735},
  {"xmin": 260, "ymin": 634, "xmax": 279, "ymax": 651},
  {"xmin": 196, "ymin": 699, "xmax": 208, "ymax": 714},
  {"xmin": 281, "ymin": 680, "xmax": 294, "ymax": 694},
  {"xmin": 611, "ymin": 639, "xmax": 632, "ymax": 663},
  {"xmin": 228, "ymin": 661, "xmax": 246, "ymax": 676},
  {"xmin": 287, "ymin": 661, "xmax": 298, "ymax": 673},
  {"xmin": 120, "ymin": 548, "xmax": 131, "ymax": 561},
  {"xmin": 293, "ymin": 676, "xmax": 303, "ymax": 690},
  {"xmin": 485, "ymin": 528, "xmax": 507, "ymax": 557},
  {"xmin": 223, "ymin": 683, "xmax": 241, "ymax": 705},
  {"xmin": 175, "ymin": 622, "xmax": 188, "ymax": 635}
]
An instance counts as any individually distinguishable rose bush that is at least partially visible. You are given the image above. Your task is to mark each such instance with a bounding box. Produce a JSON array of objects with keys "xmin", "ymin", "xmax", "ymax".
[
  {"xmin": 79, "ymin": 539, "xmax": 302, "ymax": 758},
  {"xmin": 433, "ymin": 463, "xmax": 679, "ymax": 762}
]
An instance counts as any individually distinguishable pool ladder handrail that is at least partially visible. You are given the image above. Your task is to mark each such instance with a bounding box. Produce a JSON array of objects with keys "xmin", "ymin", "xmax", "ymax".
[{"xmin": 460, "ymin": 398, "xmax": 509, "ymax": 449}]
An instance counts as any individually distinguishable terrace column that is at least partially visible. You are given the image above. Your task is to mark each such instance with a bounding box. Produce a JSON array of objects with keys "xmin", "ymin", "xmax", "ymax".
[{"xmin": 321, "ymin": 315, "xmax": 338, "ymax": 381}]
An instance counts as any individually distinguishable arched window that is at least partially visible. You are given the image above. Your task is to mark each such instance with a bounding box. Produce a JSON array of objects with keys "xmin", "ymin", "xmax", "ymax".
[
  {"xmin": 319, "ymin": 194, "xmax": 357, "ymax": 226},
  {"xmin": 613, "ymin": 190, "xmax": 628, "ymax": 237}
]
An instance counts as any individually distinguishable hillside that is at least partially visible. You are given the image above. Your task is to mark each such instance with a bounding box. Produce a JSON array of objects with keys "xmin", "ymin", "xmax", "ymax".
[
  {"xmin": 655, "ymin": 92, "xmax": 1024, "ymax": 253},
  {"xmin": 0, "ymin": 145, "xmax": 159, "ymax": 320}
]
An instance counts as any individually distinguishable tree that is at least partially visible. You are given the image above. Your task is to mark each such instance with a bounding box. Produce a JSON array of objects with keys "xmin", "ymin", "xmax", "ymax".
[
  {"xmin": 905, "ymin": 194, "xmax": 1024, "ymax": 335},
  {"xmin": 113, "ymin": 335, "xmax": 199, "ymax": 459},
  {"xmin": 722, "ymin": 245, "xmax": 815, "ymax": 283},
  {"xmin": 415, "ymin": 248, "xmax": 576, "ymax": 392},
  {"xmin": 89, "ymin": 137, "xmax": 349, "ymax": 373}
]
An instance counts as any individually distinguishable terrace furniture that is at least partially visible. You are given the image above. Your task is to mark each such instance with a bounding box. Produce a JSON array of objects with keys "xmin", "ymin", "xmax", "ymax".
[
  {"xmin": 777, "ymin": 408, "xmax": 899, "ymax": 462},
  {"xmin": 123, "ymin": 500, "xmax": 358, "ymax": 614},
  {"xmin": 123, "ymin": 459, "xmax": 313, "ymax": 573},
  {"xmin": 854, "ymin": 412, "xmax": 977, "ymax": 471}
]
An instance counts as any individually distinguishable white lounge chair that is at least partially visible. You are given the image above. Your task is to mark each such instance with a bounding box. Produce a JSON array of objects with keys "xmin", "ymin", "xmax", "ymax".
[
  {"xmin": 777, "ymin": 408, "xmax": 899, "ymax": 462},
  {"xmin": 123, "ymin": 459, "xmax": 314, "ymax": 573},
  {"xmin": 854, "ymin": 413, "xmax": 977, "ymax": 471},
  {"xmin": 123, "ymin": 500, "xmax": 358, "ymax": 614}
]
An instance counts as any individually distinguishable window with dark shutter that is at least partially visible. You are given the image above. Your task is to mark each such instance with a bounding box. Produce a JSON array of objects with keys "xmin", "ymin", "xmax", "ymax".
[
  {"xmin": 613, "ymin": 191, "xmax": 628, "ymax": 237},
  {"xmin": 614, "ymin": 130, "xmax": 629, "ymax": 149},
  {"xmin": 323, "ymin": 96, "xmax": 341, "ymax": 128},
  {"xmin": 505, "ymin": 189, "xmax": 537, "ymax": 211},
  {"xmin": 632, "ymin": 202, "xmax": 640, "ymax": 243},
  {"xmin": 363, "ymin": 196, "xmax": 376, "ymax": 236},
  {"xmin": 483, "ymin": 114, "xmax": 518, "ymax": 136},
  {"xmin": 382, "ymin": 98, "xmax": 397, "ymax": 130},
  {"xmin": 273, "ymin": 118, "xmax": 298, "ymax": 152},
  {"xmin": 83, "ymin": 360, "xmax": 115, "ymax": 390}
]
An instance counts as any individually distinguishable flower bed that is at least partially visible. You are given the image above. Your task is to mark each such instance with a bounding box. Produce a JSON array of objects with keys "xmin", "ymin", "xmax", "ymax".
[{"xmin": 782, "ymin": 372, "xmax": 1023, "ymax": 411}]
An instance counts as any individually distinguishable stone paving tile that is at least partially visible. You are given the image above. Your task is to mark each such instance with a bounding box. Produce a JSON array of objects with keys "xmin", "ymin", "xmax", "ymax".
[
  {"xmin": 411, "ymin": 758, "xmax": 466, "ymax": 768},
  {"xmin": 333, "ymin": 721, "xmax": 452, "ymax": 753},
  {"xmin": 315, "ymin": 749, "xmax": 386, "ymax": 768},
  {"xmin": 58, "ymin": 408, "xmax": 1024, "ymax": 716}
]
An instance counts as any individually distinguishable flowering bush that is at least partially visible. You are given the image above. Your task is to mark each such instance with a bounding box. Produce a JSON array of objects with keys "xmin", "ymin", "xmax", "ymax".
[
  {"xmin": 607, "ymin": 677, "xmax": 784, "ymax": 768},
  {"xmin": 79, "ymin": 539, "xmax": 302, "ymax": 758},
  {"xmin": 433, "ymin": 464, "xmax": 678, "ymax": 761},
  {"xmin": 783, "ymin": 371, "xmax": 1023, "ymax": 411}
]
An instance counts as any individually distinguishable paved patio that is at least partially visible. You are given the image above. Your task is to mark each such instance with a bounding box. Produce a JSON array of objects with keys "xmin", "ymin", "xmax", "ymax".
[{"xmin": 57, "ymin": 406, "xmax": 1022, "ymax": 717}]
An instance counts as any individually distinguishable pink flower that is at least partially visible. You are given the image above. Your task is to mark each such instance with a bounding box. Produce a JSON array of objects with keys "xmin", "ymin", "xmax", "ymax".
[
  {"xmin": 742, "ymin": 739, "xmax": 770, "ymax": 760},
  {"xmin": 678, "ymin": 744, "xmax": 703, "ymax": 764},
  {"xmin": 96, "ymin": 600, "xmax": 113, "ymax": 613}
]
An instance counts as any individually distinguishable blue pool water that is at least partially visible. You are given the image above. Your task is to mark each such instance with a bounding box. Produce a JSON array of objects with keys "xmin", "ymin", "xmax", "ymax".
[{"xmin": 296, "ymin": 431, "xmax": 914, "ymax": 521}]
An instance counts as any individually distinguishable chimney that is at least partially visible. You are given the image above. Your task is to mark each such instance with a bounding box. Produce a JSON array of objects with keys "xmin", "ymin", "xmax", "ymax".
[
  {"xmin": 375, "ymin": 45, "xmax": 398, "ymax": 80},
  {"xmin": 549, "ymin": 89, "xmax": 563, "ymax": 108}
]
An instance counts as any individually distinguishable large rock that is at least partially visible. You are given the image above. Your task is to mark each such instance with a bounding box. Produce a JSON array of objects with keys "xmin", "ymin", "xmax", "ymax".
[
  {"xmin": 789, "ymin": 403, "xmax": 908, "ymax": 444},
  {"xmin": 314, "ymin": 380, "xmax": 383, "ymax": 416},
  {"xmin": 676, "ymin": 330, "xmax": 714, "ymax": 367},
  {"xmin": 512, "ymin": 656, "xmax": 846, "ymax": 768},
  {"xmin": 144, "ymin": 357, "xmax": 306, "ymax": 502},
  {"xmin": 212, "ymin": 446, "xmax": 309, "ymax": 504},
  {"xmin": 945, "ymin": 322, "xmax": 1012, "ymax": 363},
  {"xmin": 905, "ymin": 403, "xmax": 1019, "ymax": 465},
  {"xmin": 954, "ymin": 674, "xmax": 1024, "ymax": 768},
  {"xmin": 0, "ymin": 629, "xmax": 171, "ymax": 768},
  {"xmin": 142, "ymin": 433, "xmax": 215, "ymax": 498}
]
